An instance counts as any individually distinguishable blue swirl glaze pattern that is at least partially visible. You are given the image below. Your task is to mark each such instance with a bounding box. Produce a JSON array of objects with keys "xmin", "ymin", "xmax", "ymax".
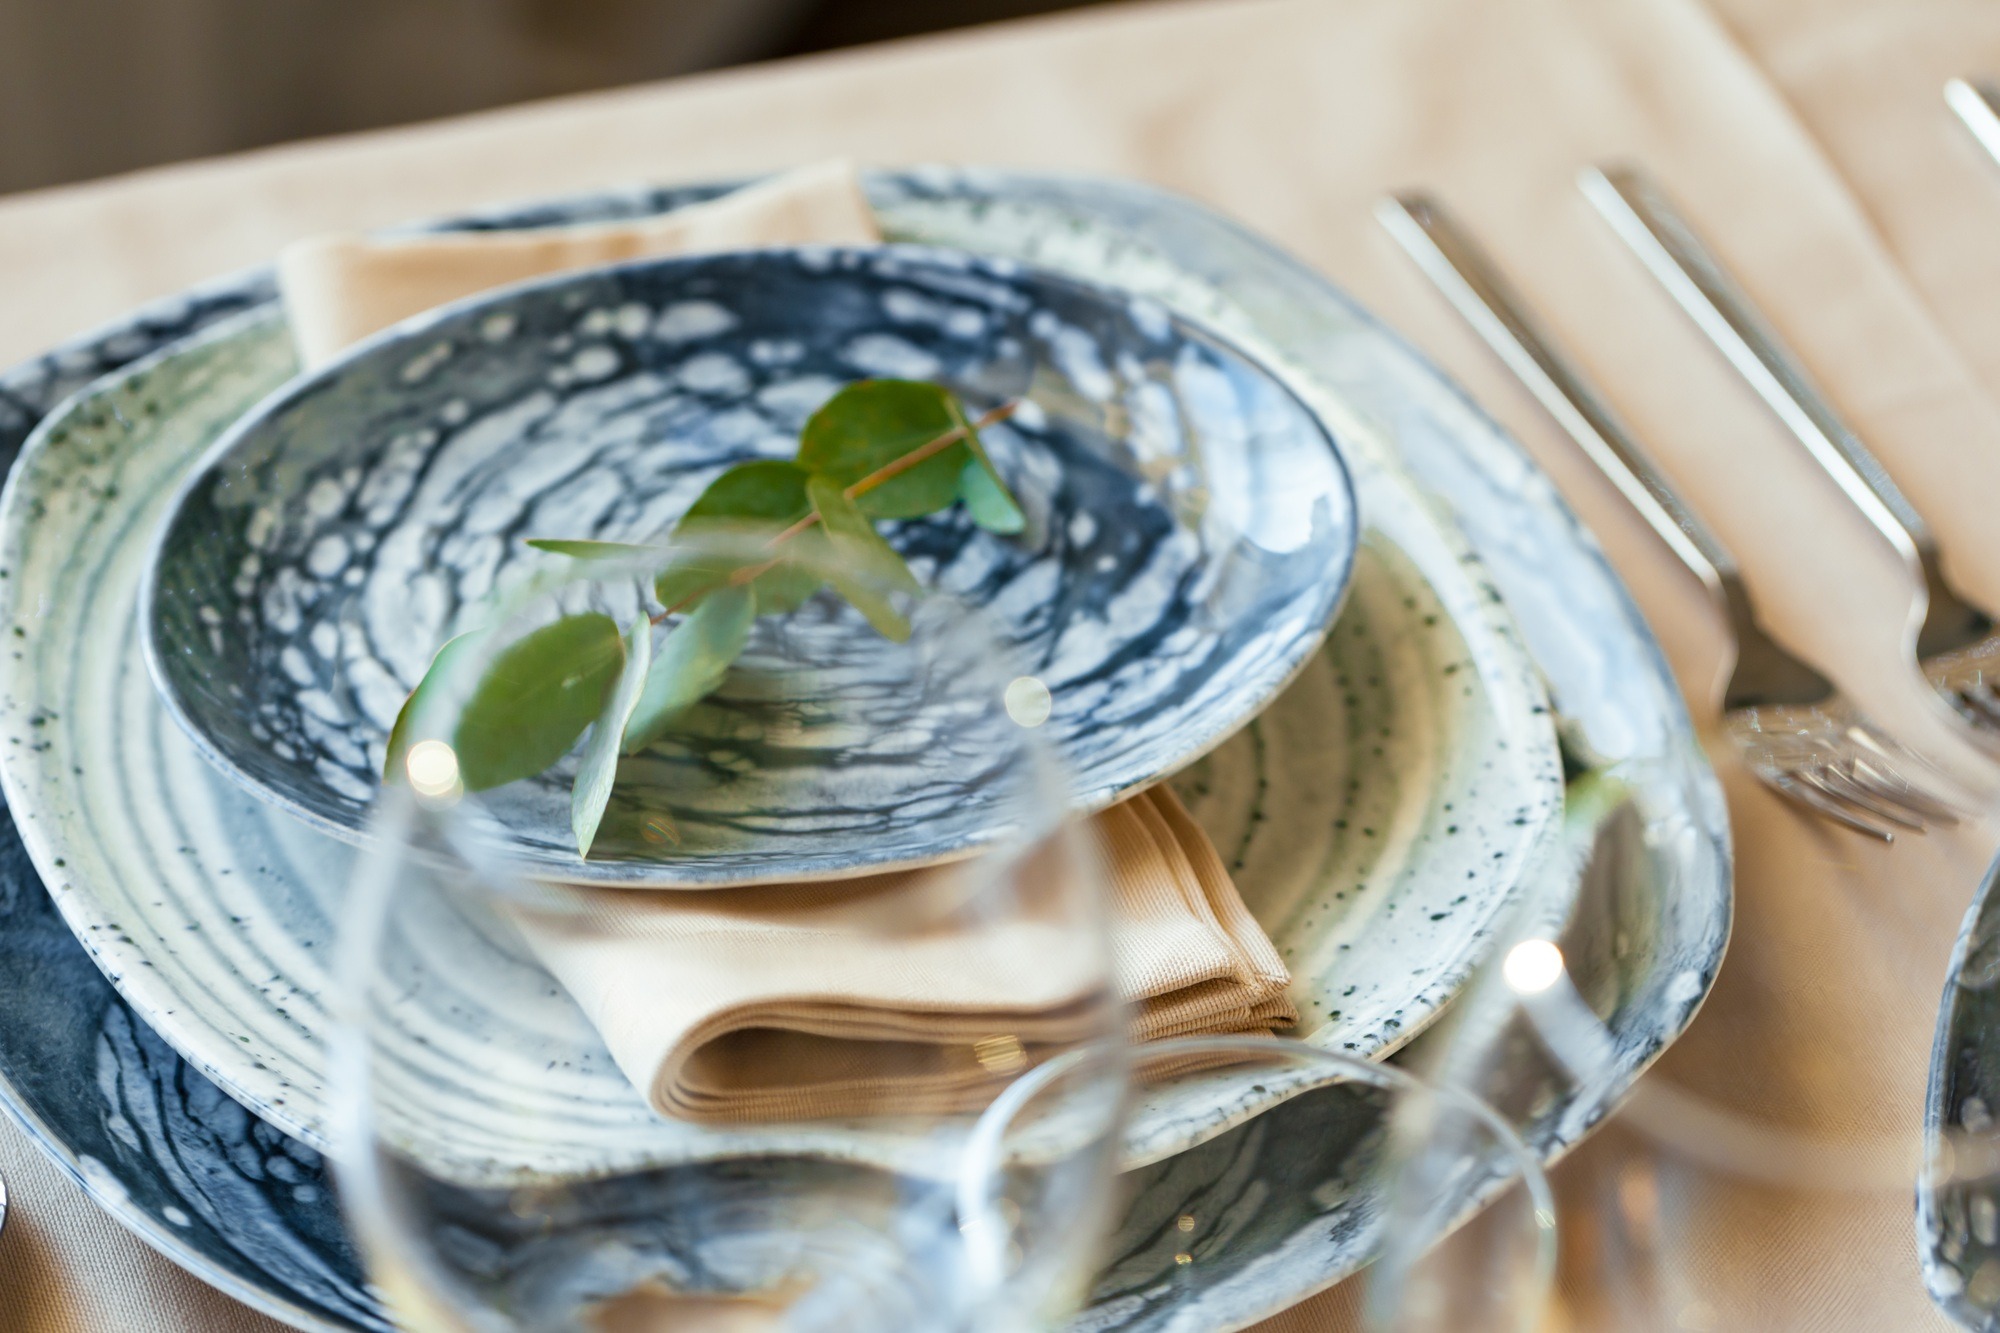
[{"xmin": 144, "ymin": 247, "xmax": 1356, "ymax": 886}]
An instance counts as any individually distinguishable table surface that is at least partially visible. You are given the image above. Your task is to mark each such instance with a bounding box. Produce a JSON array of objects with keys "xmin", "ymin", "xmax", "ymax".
[{"xmin": 4, "ymin": 0, "xmax": 2000, "ymax": 1328}]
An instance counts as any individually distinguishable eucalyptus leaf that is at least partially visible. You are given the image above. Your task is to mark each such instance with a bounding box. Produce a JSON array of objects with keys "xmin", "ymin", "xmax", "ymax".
[
  {"xmin": 748, "ymin": 546, "xmax": 824, "ymax": 614},
  {"xmin": 654, "ymin": 460, "xmax": 816, "ymax": 611},
  {"xmin": 653, "ymin": 543, "xmax": 824, "ymax": 616},
  {"xmin": 680, "ymin": 459, "xmax": 812, "ymax": 525},
  {"xmin": 526, "ymin": 539, "xmax": 664, "ymax": 561},
  {"xmin": 571, "ymin": 615, "xmax": 652, "ymax": 857},
  {"xmin": 810, "ymin": 476, "xmax": 913, "ymax": 642},
  {"xmin": 798, "ymin": 379, "xmax": 968, "ymax": 519},
  {"xmin": 951, "ymin": 392, "xmax": 1025, "ymax": 532},
  {"xmin": 622, "ymin": 584, "xmax": 755, "ymax": 755},
  {"xmin": 382, "ymin": 630, "xmax": 483, "ymax": 782},
  {"xmin": 483, "ymin": 379, "xmax": 1020, "ymax": 801},
  {"xmin": 808, "ymin": 474, "xmax": 920, "ymax": 593},
  {"xmin": 958, "ymin": 454, "xmax": 1025, "ymax": 534},
  {"xmin": 653, "ymin": 549, "xmax": 745, "ymax": 613},
  {"xmin": 454, "ymin": 613, "xmax": 625, "ymax": 791}
]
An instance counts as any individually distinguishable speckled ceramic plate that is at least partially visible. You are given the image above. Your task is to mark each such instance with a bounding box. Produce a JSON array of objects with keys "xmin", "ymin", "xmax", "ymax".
[
  {"xmin": 0, "ymin": 169, "xmax": 1726, "ymax": 1333},
  {"xmin": 0, "ymin": 290, "xmax": 1553, "ymax": 1184},
  {"xmin": 142, "ymin": 247, "xmax": 1359, "ymax": 887}
]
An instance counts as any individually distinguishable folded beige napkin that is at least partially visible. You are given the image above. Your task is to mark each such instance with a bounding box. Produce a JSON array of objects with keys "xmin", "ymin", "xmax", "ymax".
[
  {"xmin": 526, "ymin": 788, "xmax": 1292, "ymax": 1124},
  {"xmin": 278, "ymin": 158, "xmax": 880, "ymax": 365},
  {"xmin": 282, "ymin": 162, "xmax": 1295, "ymax": 1122}
]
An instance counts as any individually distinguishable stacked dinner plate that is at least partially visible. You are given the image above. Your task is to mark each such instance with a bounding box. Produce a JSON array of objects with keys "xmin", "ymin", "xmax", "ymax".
[{"xmin": 0, "ymin": 168, "xmax": 1729, "ymax": 1332}]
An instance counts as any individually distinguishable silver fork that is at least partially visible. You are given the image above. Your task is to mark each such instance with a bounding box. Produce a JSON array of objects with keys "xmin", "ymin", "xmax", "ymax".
[
  {"xmin": 1379, "ymin": 191, "xmax": 1959, "ymax": 839},
  {"xmin": 1579, "ymin": 164, "xmax": 2000, "ymax": 751},
  {"xmin": 1946, "ymin": 78, "xmax": 2000, "ymax": 167}
]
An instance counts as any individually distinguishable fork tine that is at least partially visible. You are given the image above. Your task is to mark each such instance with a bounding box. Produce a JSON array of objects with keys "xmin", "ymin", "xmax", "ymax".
[
  {"xmin": 1816, "ymin": 764, "xmax": 1927, "ymax": 830},
  {"xmin": 1851, "ymin": 775, "xmax": 1960, "ymax": 828},
  {"xmin": 1797, "ymin": 767, "xmax": 1911, "ymax": 838},
  {"xmin": 1771, "ymin": 772, "xmax": 1897, "ymax": 841},
  {"xmin": 1842, "ymin": 725, "xmax": 1968, "ymax": 812},
  {"xmin": 1808, "ymin": 768, "xmax": 1915, "ymax": 838},
  {"xmin": 1844, "ymin": 721, "xmax": 1926, "ymax": 769},
  {"xmin": 1844, "ymin": 752, "xmax": 1962, "ymax": 824},
  {"xmin": 1955, "ymin": 686, "xmax": 2000, "ymax": 729}
]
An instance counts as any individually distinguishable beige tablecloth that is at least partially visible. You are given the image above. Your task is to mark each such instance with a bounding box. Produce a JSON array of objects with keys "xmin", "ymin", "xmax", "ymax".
[{"xmin": 4, "ymin": 0, "xmax": 2000, "ymax": 1328}]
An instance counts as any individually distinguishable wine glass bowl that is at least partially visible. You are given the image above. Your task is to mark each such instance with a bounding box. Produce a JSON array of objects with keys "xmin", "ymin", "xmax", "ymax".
[
  {"xmin": 1086, "ymin": 1035, "xmax": 1556, "ymax": 1333},
  {"xmin": 330, "ymin": 536, "xmax": 1128, "ymax": 1331}
]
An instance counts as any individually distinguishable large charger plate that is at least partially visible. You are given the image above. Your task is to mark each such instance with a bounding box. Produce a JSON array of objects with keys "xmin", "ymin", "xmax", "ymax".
[{"xmin": 0, "ymin": 170, "xmax": 1728, "ymax": 1332}]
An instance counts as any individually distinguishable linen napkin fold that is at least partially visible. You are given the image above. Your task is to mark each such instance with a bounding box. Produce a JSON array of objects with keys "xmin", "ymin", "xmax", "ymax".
[
  {"xmin": 524, "ymin": 788, "xmax": 1295, "ymax": 1124},
  {"xmin": 278, "ymin": 158, "xmax": 879, "ymax": 365},
  {"xmin": 282, "ymin": 161, "xmax": 1294, "ymax": 1122}
]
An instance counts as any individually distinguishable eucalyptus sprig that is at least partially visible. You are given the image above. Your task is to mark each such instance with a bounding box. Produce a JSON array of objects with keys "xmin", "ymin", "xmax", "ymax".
[{"xmin": 384, "ymin": 379, "xmax": 1026, "ymax": 857}]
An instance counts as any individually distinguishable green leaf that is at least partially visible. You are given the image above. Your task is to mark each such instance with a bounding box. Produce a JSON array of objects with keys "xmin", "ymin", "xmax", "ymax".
[
  {"xmin": 382, "ymin": 631, "xmax": 483, "ymax": 782},
  {"xmin": 808, "ymin": 474, "xmax": 914, "ymax": 642},
  {"xmin": 571, "ymin": 615, "xmax": 652, "ymax": 858},
  {"xmin": 808, "ymin": 475, "xmax": 920, "ymax": 593},
  {"xmin": 952, "ymin": 393, "xmax": 1024, "ymax": 533},
  {"xmin": 798, "ymin": 380, "xmax": 969, "ymax": 519},
  {"xmin": 622, "ymin": 584, "xmax": 755, "ymax": 755},
  {"xmin": 958, "ymin": 454, "xmax": 1025, "ymax": 534},
  {"xmin": 653, "ymin": 549, "xmax": 746, "ymax": 612},
  {"xmin": 653, "ymin": 460, "xmax": 817, "ymax": 612},
  {"xmin": 679, "ymin": 459, "xmax": 812, "ymax": 525},
  {"xmin": 748, "ymin": 551, "xmax": 823, "ymax": 613},
  {"xmin": 453, "ymin": 613, "xmax": 625, "ymax": 791},
  {"xmin": 652, "ymin": 544, "xmax": 824, "ymax": 616},
  {"xmin": 525, "ymin": 538, "xmax": 664, "ymax": 561}
]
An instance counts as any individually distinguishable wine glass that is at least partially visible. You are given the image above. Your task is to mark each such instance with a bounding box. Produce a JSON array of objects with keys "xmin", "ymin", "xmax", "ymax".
[
  {"xmin": 1369, "ymin": 785, "xmax": 1944, "ymax": 1333},
  {"xmin": 326, "ymin": 532, "xmax": 1127, "ymax": 1332}
]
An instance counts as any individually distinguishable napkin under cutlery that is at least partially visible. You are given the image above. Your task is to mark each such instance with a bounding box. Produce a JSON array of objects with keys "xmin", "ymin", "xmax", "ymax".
[{"xmin": 283, "ymin": 161, "xmax": 1295, "ymax": 1122}]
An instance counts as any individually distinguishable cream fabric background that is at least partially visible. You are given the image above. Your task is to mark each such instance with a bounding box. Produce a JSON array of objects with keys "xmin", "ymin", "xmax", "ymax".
[{"xmin": 1, "ymin": 0, "xmax": 1998, "ymax": 1327}]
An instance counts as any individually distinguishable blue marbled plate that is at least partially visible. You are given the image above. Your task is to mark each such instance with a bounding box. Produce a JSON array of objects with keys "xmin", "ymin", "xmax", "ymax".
[
  {"xmin": 0, "ymin": 170, "xmax": 1727, "ymax": 1333},
  {"xmin": 1923, "ymin": 849, "xmax": 2000, "ymax": 1327},
  {"xmin": 142, "ymin": 246, "xmax": 1358, "ymax": 887}
]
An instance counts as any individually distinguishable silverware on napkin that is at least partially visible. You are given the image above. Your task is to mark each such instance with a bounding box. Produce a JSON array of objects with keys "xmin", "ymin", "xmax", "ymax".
[
  {"xmin": 1579, "ymin": 164, "xmax": 2000, "ymax": 751},
  {"xmin": 1379, "ymin": 192, "xmax": 1958, "ymax": 838}
]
